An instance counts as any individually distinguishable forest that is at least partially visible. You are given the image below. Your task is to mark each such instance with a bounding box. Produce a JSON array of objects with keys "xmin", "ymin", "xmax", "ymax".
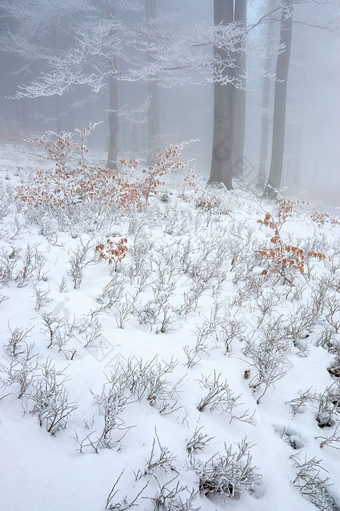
[{"xmin": 0, "ymin": 1, "xmax": 339, "ymax": 511}]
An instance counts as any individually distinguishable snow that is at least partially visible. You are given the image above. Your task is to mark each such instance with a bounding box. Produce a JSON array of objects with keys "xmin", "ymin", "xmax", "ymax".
[{"xmin": 0, "ymin": 141, "xmax": 339, "ymax": 511}]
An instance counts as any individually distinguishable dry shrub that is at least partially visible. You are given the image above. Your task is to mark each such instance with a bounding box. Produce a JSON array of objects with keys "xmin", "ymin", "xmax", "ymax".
[
  {"xmin": 195, "ymin": 193, "xmax": 221, "ymax": 211},
  {"xmin": 15, "ymin": 125, "xmax": 195, "ymax": 212},
  {"xmin": 95, "ymin": 238, "xmax": 128, "ymax": 269},
  {"xmin": 310, "ymin": 212, "xmax": 340, "ymax": 228},
  {"xmin": 256, "ymin": 200, "xmax": 326, "ymax": 279}
]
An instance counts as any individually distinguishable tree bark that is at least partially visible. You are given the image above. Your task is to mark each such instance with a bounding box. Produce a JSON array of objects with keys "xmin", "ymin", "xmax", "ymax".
[
  {"xmin": 232, "ymin": 0, "xmax": 247, "ymax": 178},
  {"xmin": 107, "ymin": 70, "xmax": 119, "ymax": 169},
  {"xmin": 264, "ymin": 0, "xmax": 293, "ymax": 198},
  {"xmin": 146, "ymin": 0, "xmax": 160, "ymax": 165},
  {"xmin": 257, "ymin": 1, "xmax": 276, "ymax": 190},
  {"xmin": 209, "ymin": 0, "xmax": 234, "ymax": 189},
  {"xmin": 106, "ymin": 1, "xmax": 119, "ymax": 170}
]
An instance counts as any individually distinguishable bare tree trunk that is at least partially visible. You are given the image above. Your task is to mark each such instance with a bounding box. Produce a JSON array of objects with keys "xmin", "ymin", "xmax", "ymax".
[
  {"xmin": 257, "ymin": 60, "xmax": 272, "ymax": 190},
  {"xmin": 55, "ymin": 95, "xmax": 62, "ymax": 133},
  {"xmin": 146, "ymin": 0, "xmax": 160, "ymax": 164},
  {"xmin": 106, "ymin": 1, "xmax": 119, "ymax": 169},
  {"xmin": 232, "ymin": 0, "xmax": 247, "ymax": 178},
  {"xmin": 209, "ymin": 0, "xmax": 234, "ymax": 189},
  {"xmin": 264, "ymin": 0, "xmax": 293, "ymax": 198},
  {"xmin": 52, "ymin": 25, "xmax": 62, "ymax": 133},
  {"xmin": 290, "ymin": 123, "xmax": 302, "ymax": 193},
  {"xmin": 257, "ymin": 2, "xmax": 276, "ymax": 190},
  {"xmin": 107, "ymin": 70, "xmax": 119, "ymax": 169}
]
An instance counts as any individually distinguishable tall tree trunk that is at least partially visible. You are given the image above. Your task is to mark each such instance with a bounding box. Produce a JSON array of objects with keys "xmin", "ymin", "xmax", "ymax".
[
  {"xmin": 107, "ymin": 70, "xmax": 119, "ymax": 169},
  {"xmin": 209, "ymin": 0, "xmax": 234, "ymax": 189},
  {"xmin": 293, "ymin": 124, "xmax": 302, "ymax": 191},
  {"xmin": 264, "ymin": 0, "xmax": 293, "ymax": 198},
  {"xmin": 55, "ymin": 95, "xmax": 62, "ymax": 133},
  {"xmin": 106, "ymin": 1, "xmax": 119, "ymax": 169},
  {"xmin": 257, "ymin": 57, "xmax": 272, "ymax": 190},
  {"xmin": 146, "ymin": 0, "xmax": 160, "ymax": 164},
  {"xmin": 257, "ymin": 2, "xmax": 276, "ymax": 190},
  {"xmin": 232, "ymin": 0, "xmax": 247, "ymax": 178},
  {"xmin": 52, "ymin": 25, "xmax": 62, "ymax": 133}
]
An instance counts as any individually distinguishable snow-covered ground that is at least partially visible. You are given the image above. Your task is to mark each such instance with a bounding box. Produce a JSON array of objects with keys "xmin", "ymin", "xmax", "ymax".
[{"xmin": 0, "ymin": 141, "xmax": 339, "ymax": 511}]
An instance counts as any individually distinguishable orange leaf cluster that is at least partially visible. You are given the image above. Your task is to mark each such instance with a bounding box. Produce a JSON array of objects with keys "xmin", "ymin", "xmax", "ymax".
[
  {"xmin": 256, "ymin": 244, "xmax": 306, "ymax": 274},
  {"xmin": 276, "ymin": 198, "xmax": 304, "ymax": 227},
  {"xmin": 256, "ymin": 203, "xmax": 326, "ymax": 277},
  {"xmin": 310, "ymin": 212, "xmax": 340, "ymax": 228},
  {"xmin": 95, "ymin": 238, "xmax": 128, "ymax": 266}
]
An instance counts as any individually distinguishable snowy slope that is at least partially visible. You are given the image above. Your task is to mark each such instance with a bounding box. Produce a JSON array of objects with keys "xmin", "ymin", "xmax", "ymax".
[{"xmin": 0, "ymin": 141, "xmax": 339, "ymax": 511}]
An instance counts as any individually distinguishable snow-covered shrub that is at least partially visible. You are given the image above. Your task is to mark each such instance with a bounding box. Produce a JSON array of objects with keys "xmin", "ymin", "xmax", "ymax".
[
  {"xmin": 0, "ymin": 344, "xmax": 37, "ymax": 399},
  {"xmin": 190, "ymin": 438, "xmax": 262, "ymax": 500},
  {"xmin": 97, "ymin": 273, "xmax": 124, "ymax": 309},
  {"xmin": 113, "ymin": 296, "xmax": 135, "ymax": 329},
  {"xmin": 105, "ymin": 471, "xmax": 149, "ymax": 511},
  {"xmin": 91, "ymin": 372, "xmax": 129, "ymax": 449},
  {"xmin": 197, "ymin": 371, "xmax": 255, "ymax": 424},
  {"xmin": 186, "ymin": 426, "xmax": 214, "ymax": 456},
  {"xmin": 68, "ymin": 237, "xmax": 93, "ymax": 289},
  {"xmin": 245, "ymin": 317, "xmax": 291, "ymax": 404},
  {"xmin": 316, "ymin": 424, "xmax": 340, "ymax": 451},
  {"xmin": 15, "ymin": 244, "xmax": 47, "ymax": 287},
  {"xmin": 310, "ymin": 211, "xmax": 340, "ymax": 228},
  {"xmin": 195, "ymin": 191, "xmax": 222, "ymax": 212},
  {"xmin": 143, "ymin": 431, "xmax": 177, "ymax": 476},
  {"xmin": 183, "ymin": 322, "xmax": 211, "ymax": 368},
  {"xmin": 4, "ymin": 324, "xmax": 33, "ymax": 357},
  {"xmin": 149, "ymin": 479, "xmax": 198, "ymax": 511},
  {"xmin": 287, "ymin": 382, "xmax": 340, "ymax": 429},
  {"xmin": 256, "ymin": 200, "xmax": 327, "ymax": 282},
  {"xmin": 137, "ymin": 265, "xmax": 177, "ymax": 333},
  {"xmin": 33, "ymin": 285, "xmax": 51, "ymax": 311},
  {"xmin": 291, "ymin": 454, "xmax": 337, "ymax": 511},
  {"xmin": 31, "ymin": 359, "xmax": 77, "ymax": 435},
  {"xmin": 0, "ymin": 248, "xmax": 18, "ymax": 285},
  {"xmin": 314, "ymin": 381, "xmax": 340, "ymax": 429},
  {"xmin": 120, "ymin": 141, "xmax": 195, "ymax": 208},
  {"xmin": 40, "ymin": 309, "xmax": 66, "ymax": 349},
  {"xmin": 95, "ymin": 237, "xmax": 128, "ymax": 271},
  {"xmin": 15, "ymin": 126, "xmax": 195, "ymax": 215},
  {"xmin": 122, "ymin": 356, "xmax": 183, "ymax": 414}
]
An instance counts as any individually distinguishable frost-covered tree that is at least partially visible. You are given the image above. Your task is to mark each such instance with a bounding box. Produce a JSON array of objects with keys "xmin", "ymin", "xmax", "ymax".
[
  {"xmin": 264, "ymin": 0, "xmax": 293, "ymax": 198},
  {"xmin": 0, "ymin": 1, "xmax": 248, "ymax": 167},
  {"xmin": 145, "ymin": 0, "xmax": 160, "ymax": 164},
  {"xmin": 209, "ymin": 0, "xmax": 248, "ymax": 189},
  {"xmin": 0, "ymin": 0, "xmax": 94, "ymax": 131},
  {"xmin": 209, "ymin": 0, "xmax": 235, "ymax": 190}
]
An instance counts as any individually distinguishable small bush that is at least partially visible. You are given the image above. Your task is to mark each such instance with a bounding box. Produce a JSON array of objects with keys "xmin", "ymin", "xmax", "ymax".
[
  {"xmin": 95, "ymin": 237, "xmax": 128, "ymax": 269},
  {"xmin": 191, "ymin": 438, "xmax": 261, "ymax": 500},
  {"xmin": 15, "ymin": 127, "xmax": 195, "ymax": 213},
  {"xmin": 256, "ymin": 204, "xmax": 326, "ymax": 280}
]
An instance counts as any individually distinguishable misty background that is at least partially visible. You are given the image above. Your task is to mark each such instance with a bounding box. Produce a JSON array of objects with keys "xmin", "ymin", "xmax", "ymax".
[{"xmin": 0, "ymin": 0, "xmax": 339, "ymax": 205}]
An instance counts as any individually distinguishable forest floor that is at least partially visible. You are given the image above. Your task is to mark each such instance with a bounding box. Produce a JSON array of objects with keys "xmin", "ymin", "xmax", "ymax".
[{"xmin": 0, "ymin": 140, "xmax": 339, "ymax": 511}]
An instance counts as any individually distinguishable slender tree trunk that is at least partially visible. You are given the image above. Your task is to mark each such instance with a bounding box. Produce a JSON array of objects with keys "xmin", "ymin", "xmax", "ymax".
[
  {"xmin": 232, "ymin": 0, "xmax": 247, "ymax": 178},
  {"xmin": 146, "ymin": 0, "xmax": 160, "ymax": 164},
  {"xmin": 257, "ymin": 58, "xmax": 272, "ymax": 190},
  {"xmin": 264, "ymin": 0, "xmax": 293, "ymax": 198},
  {"xmin": 209, "ymin": 0, "xmax": 234, "ymax": 189},
  {"xmin": 292, "ymin": 124, "xmax": 302, "ymax": 193},
  {"xmin": 52, "ymin": 25, "xmax": 62, "ymax": 133},
  {"xmin": 55, "ymin": 95, "xmax": 62, "ymax": 133},
  {"xmin": 107, "ymin": 70, "xmax": 119, "ymax": 169},
  {"xmin": 106, "ymin": 1, "xmax": 119, "ymax": 169},
  {"xmin": 257, "ymin": 2, "xmax": 276, "ymax": 190}
]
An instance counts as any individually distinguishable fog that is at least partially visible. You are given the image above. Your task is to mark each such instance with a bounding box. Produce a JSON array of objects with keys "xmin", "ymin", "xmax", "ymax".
[{"xmin": 0, "ymin": 0, "xmax": 339, "ymax": 205}]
